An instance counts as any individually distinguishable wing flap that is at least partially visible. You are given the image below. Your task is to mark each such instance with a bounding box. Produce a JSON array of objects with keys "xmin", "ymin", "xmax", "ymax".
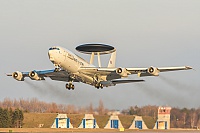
[
  {"xmin": 100, "ymin": 79, "xmax": 144, "ymax": 87},
  {"xmin": 112, "ymin": 79, "xmax": 145, "ymax": 84},
  {"xmin": 78, "ymin": 67, "xmax": 116, "ymax": 76}
]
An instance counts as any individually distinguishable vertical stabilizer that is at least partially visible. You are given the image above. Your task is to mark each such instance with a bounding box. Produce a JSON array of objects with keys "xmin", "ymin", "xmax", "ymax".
[{"xmin": 108, "ymin": 51, "xmax": 116, "ymax": 67}]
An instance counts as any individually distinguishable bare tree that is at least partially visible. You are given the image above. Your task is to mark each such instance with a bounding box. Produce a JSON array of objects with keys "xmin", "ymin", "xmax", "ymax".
[
  {"xmin": 98, "ymin": 100, "xmax": 104, "ymax": 115},
  {"xmin": 89, "ymin": 103, "xmax": 94, "ymax": 114},
  {"xmin": 2, "ymin": 98, "xmax": 12, "ymax": 108},
  {"xmin": 66, "ymin": 105, "xmax": 77, "ymax": 114},
  {"xmin": 190, "ymin": 109, "xmax": 197, "ymax": 128}
]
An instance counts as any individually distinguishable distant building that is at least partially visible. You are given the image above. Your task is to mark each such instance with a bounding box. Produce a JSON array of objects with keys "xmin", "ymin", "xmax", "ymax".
[
  {"xmin": 78, "ymin": 114, "xmax": 99, "ymax": 128},
  {"xmin": 51, "ymin": 114, "xmax": 73, "ymax": 128},
  {"xmin": 154, "ymin": 106, "xmax": 171, "ymax": 130},
  {"xmin": 104, "ymin": 115, "xmax": 123, "ymax": 129},
  {"xmin": 129, "ymin": 116, "xmax": 148, "ymax": 129}
]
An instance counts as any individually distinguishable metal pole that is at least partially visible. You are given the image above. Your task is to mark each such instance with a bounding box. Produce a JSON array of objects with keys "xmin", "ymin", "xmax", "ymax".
[
  {"xmin": 97, "ymin": 52, "xmax": 101, "ymax": 67},
  {"xmin": 90, "ymin": 52, "xmax": 94, "ymax": 64}
]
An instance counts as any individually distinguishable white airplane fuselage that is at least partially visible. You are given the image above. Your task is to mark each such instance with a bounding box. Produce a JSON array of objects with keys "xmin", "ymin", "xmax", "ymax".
[
  {"xmin": 48, "ymin": 46, "xmax": 94, "ymax": 85},
  {"xmin": 7, "ymin": 44, "xmax": 192, "ymax": 90}
]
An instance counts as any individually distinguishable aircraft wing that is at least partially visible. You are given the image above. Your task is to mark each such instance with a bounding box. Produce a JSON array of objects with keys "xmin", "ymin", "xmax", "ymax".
[
  {"xmin": 78, "ymin": 66, "xmax": 192, "ymax": 78},
  {"xmin": 7, "ymin": 69, "xmax": 79, "ymax": 82},
  {"xmin": 157, "ymin": 66, "xmax": 192, "ymax": 72},
  {"xmin": 127, "ymin": 66, "xmax": 192, "ymax": 77}
]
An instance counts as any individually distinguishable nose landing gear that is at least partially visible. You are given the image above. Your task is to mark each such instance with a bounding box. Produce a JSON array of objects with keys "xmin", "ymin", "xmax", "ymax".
[{"xmin": 54, "ymin": 64, "xmax": 61, "ymax": 72}]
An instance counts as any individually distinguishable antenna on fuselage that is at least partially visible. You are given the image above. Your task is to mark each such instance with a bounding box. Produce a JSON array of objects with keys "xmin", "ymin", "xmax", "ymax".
[{"xmin": 76, "ymin": 43, "xmax": 116, "ymax": 67}]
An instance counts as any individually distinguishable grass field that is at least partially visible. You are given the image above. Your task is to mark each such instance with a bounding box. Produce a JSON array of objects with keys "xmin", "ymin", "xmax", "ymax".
[
  {"xmin": 94, "ymin": 115, "xmax": 110, "ymax": 128},
  {"xmin": 23, "ymin": 113, "xmax": 57, "ymax": 128},
  {"xmin": 118, "ymin": 115, "xmax": 135, "ymax": 129},
  {"xmin": 142, "ymin": 116, "xmax": 157, "ymax": 129},
  {"xmin": 67, "ymin": 114, "xmax": 85, "ymax": 128}
]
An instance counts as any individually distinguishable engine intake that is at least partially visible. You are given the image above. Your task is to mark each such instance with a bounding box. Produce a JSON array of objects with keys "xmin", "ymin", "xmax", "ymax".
[
  {"xmin": 147, "ymin": 67, "xmax": 159, "ymax": 76},
  {"xmin": 29, "ymin": 71, "xmax": 43, "ymax": 80},
  {"xmin": 12, "ymin": 71, "xmax": 24, "ymax": 81},
  {"xmin": 116, "ymin": 68, "xmax": 129, "ymax": 77}
]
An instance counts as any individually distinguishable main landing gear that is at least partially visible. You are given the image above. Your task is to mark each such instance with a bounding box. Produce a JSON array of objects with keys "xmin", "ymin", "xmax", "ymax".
[
  {"xmin": 66, "ymin": 83, "xmax": 75, "ymax": 90},
  {"xmin": 95, "ymin": 83, "xmax": 103, "ymax": 89},
  {"xmin": 54, "ymin": 68, "xmax": 60, "ymax": 72},
  {"xmin": 65, "ymin": 76, "xmax": 75, "ymax": 90}
]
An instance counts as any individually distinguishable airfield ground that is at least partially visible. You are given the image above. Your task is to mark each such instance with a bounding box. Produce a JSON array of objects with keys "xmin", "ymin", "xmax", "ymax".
[
  {"xmin": 22, "ymin": 113, "xmax": 156, "ymax": 129},
  {"xmin": 0, "ymin": 128, "xmax": 199, "ymax": 133},
  {"xmin": 0, "ymin": 113, "xmax": 199, "ymax": 132}
]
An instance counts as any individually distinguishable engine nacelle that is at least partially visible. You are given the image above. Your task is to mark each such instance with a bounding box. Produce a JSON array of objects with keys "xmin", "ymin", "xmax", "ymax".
[
  {"xmin": 29, "ymin": 71, "xmax": 43, "ymax": 80},
  {"xmin": 147, "ymin": 67, "xmax": 159, "ymax": 76},
  {"xmin": 12, "ymin": 71, "xmax": 24, "ymax": 81},
  {"xmin": 116, "ymin": 68, "xmax": 129, "ymax": 77}
]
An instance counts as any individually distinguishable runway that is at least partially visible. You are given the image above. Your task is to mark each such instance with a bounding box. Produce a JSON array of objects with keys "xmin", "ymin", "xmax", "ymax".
[{"xmin": 0, "ymin": 128, "xmax": 199, "ymax": 133}]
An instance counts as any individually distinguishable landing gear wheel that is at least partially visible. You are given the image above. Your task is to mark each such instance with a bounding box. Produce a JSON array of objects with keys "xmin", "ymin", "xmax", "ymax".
[
  {"xmin": 66, "ymin": 83, "xmax": 70, "ymax": 89},
  {"xmin": 69, "ymin": 84, "xmax": 73, "ymax": 89},
  {"xmin": 66, "ymin": 83, "xmax": 75, "ymax": 90},
  {"xmin": 100, "ymin": 84, "xmax": 103, "ymax": 89},
  {"xmin": 72, "ymin": 84, "xmax": 75, "ymax": 90},
  {"xmin": 95, "ymin": 83, "xmax": 103, "ymax": 89}
]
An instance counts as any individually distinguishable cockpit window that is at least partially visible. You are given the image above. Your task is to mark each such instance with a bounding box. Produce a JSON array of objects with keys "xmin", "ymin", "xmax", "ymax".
[{"xmin": 49, "ymin": 47, "xmax": 60, "ymax": 50}]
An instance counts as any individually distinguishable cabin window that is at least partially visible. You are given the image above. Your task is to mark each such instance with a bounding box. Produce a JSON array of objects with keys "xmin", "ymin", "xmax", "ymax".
[{"xmin": 49, "ymin": 47, "xmax": 60, "ymax": 50}]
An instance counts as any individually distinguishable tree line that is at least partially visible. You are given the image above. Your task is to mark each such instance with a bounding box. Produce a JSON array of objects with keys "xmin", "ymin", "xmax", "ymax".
[
  {"xmin": 0, "ymin": 107, "xmax": 23, "ymax": 128},
  {"xmin": 0, "ymin": 98, "xmax": 107, "ymax": 114},
  {"xmin": 0, "ymin": 98, "xmax": 200, "ymax": 128}
]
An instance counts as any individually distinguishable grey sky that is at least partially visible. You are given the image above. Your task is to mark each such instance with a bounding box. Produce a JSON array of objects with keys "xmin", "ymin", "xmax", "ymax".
[{"xmin": 0, "ymin": 0, "xmax": 200, "ymax": 110}]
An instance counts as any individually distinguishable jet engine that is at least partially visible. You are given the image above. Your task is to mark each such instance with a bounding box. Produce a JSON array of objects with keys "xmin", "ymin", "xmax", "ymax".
[
  {"xmin": 29, "ymin": 71, "xmax": 43, "ymax": 80},
  {"xmin": 12, "ymin": 71, "xmax": 24, "ymax": 81},
  {"xmin": 116, "ymin": 68, "xmax": 129, "ymax": 77},
  {"xmin": 147, "ymin": 67, "xmax": 159, "ymax": 76}
]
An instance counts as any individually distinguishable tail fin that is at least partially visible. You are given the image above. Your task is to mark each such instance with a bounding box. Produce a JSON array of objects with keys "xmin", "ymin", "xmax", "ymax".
[{"xmin": 108, "ymin": 51, "xmax": 116, "ymax": 67}]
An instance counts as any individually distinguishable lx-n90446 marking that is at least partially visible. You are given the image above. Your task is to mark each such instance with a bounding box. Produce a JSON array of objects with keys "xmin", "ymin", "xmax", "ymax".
[{"xmin": 7, "ymin": 44, "xmax": 192, "ymax": 90}]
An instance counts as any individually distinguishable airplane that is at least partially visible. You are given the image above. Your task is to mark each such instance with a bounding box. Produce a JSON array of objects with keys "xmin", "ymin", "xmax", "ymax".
[{"xmin": 7, "ymin": 44, "xmax": 192, "ymax": 90}]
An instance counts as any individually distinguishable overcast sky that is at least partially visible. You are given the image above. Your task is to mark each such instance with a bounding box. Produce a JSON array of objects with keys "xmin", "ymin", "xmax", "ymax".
[{"xmin": 0, "ymin": 0, "xmax": 200, "ymax": 110}]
